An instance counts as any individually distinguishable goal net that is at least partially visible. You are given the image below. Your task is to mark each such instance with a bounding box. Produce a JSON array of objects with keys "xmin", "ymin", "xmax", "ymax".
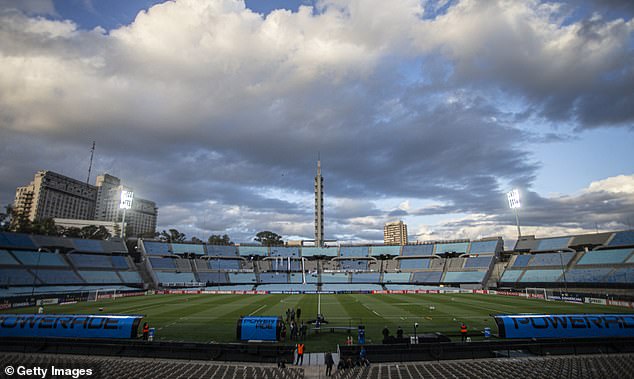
[{"xmin": 88, "ymin": 288, "xmax": 119, "ymax": 301}]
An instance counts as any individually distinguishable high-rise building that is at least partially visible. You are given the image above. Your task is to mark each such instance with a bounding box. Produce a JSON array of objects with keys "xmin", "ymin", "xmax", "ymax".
[
  {"xmin": 13, "ymin": 170, "xmax": 157, "ymax": 238},
  {"xmin": 314, "ymin": 159, "xmax": 324, "ymax": 247},
  {"xmin": 94, "ymin": 174, "xmax": 158, "ymax": 238},
  {"xmin": 12, "ymin": 170, "xmax": 97, "ymax": 224},
  {"xmin": 384, "ymin": 221, "xmax": 408, "ymax": 245}
]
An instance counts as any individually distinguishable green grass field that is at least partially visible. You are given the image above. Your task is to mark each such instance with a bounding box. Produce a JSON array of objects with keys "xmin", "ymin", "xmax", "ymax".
[{"xmin": 4, "ymin": 293, "xmax": 633, "ymax": 352}]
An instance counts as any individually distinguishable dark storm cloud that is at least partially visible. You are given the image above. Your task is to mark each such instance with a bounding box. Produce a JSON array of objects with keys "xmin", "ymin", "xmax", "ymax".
[{"xmin": 0, "ymin": 0, "xmax": 632, "ymax": 242}]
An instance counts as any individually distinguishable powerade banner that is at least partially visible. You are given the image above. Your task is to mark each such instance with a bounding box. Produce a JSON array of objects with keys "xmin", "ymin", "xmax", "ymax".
[
  {"xmin": 494, "ymin": 314, "xmax": 634, "ymax": 339},
  {"xmin": 0, "ymin": 314, "xmax": 143, "ymax": 339},
  {"xmin": 236, "ymin": 316, "xmax": 281, "ymax": 341}
]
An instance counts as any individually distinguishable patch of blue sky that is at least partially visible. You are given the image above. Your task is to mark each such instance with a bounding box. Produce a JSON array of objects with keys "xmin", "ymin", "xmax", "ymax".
[
  {"xmin": 529, "ymin": 128, "xmax": 634, "ymax": 196},
  {"xmin": 50, "ymin": 0, "xmax": 164, "ymax": 31}
]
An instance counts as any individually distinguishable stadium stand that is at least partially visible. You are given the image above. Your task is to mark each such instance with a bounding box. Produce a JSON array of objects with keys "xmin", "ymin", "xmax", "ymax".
[
  {"xmin": 0, "ymin": 353, "xmax": 304, "ymax": 379},
  {"xmin": 401, "ymin": 244, "xmax": 434, "ymax": 256},
  {"xmin": 332, "ymin": 354, "xmax": 634, "ymax": 379}
]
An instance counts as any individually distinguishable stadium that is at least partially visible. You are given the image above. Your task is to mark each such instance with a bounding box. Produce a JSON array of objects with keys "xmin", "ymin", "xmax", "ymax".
[
  {"xmin": 1, "ymin": 229, "xmax": 633, "ymax": 378},
  {"xmin": 2, "ymin": 0, "xmax": 634, "ymax": 378}
]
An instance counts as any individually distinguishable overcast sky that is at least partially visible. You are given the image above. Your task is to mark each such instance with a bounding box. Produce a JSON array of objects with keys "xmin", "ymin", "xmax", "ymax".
[{"xmin": 1, "ymin": 0, "xmax": 633, "ymax": 246}]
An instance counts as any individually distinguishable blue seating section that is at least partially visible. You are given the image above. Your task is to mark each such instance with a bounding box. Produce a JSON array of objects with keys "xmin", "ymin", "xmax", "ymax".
[
  {"xmin": 411, "ymin": 271, "xmax": 443, "ymax": 283},
  {"xmin": 499, "ymin": 270, "xmax": 522, "ymax": 283},
  {"xmin": 12, "ymin": 251, "xmax": 67, "ymax": 267},
  {"xmin": 383, "ymin": 273, "xmax": 411, "ymax": 283},
  {"xmin": 34, "ymin": 269, "xmax": 83, "ymax": 284},
  {"xmin": 563, "ymin": 268, "xmax": 612, "ymax": 283},
  {"xmin": 608, "ymin": 230, "xmax": 634, "ymax": 247},
  {"xmin": 321, "ymin": 284, "xmax": 382, "ymax": 292},
  {"xmin": 536, "ymin": 237, "xmax": 570, "ymax": 251},
  {"xmin": 577, "ymin": 249, "xmax": 631, "ymax": 265},
  {"xmin": 198, "ymin": 272, "xmax": 228, "ymax": 284},
  {"xmin": 464, "ymin": 256, "xmax": 493, "ymax": 268},
  {"xmin": 271, "ymin": 259, "xmax": 301, "ymax": 271},
  {"xmin": 237, "ymin": 246, "xmax": 268, "ymax": 256},
  {"xmin": 512, "ymin": 255, "xmax": 531, "ymax": 267},
  {"xmin": 149, "ymin": 257, "xmax": 176, "ymax": 269},
  {"xmin": 321, "ymin": 273, "xmax": 349, "ymax": 283},
  {"xmin": 258, "ymin": 283, "xmax": 317, "ymax": 292},
  {"xmin": 228, "ymin": 272, "xmax": 257, "ymax": 284},
  {"xmin": 259, "ymin": 272, "xmax": 288, "ymax": 283},
  {"xmin": 369, "ymin": 246, "xmax": 401, "ymax": 256},
  {"xmin": 399, "ymin": 259, "xmax": 431, "ymax": 270},
  {"xmin": 301, "ymin": 247, "xmax": 338, "ymax": 257},
  {"xmin": 289, "ymin": 273, "xmax": 304, "ymax": 284},
  {"xmin": 468, "ymin": 240, "xmax": 499, "ymax": 255},
  {"xmin": 339, "ymin": 246, "xmax": 369, "ymax": 257},
  {"xmin": 340, "ymin": 260, "xmax": 368, "ymax": 270},
  {"xmin": 435, "ymin": 242, "xmax": 469, "ymax": 254},
  {"xmin": 155, "ymin": 272, "xmax": 197, "ymax": 284},
  {"xmin": 206, "ymin": 245, "xmax": 238, "ymax": 257},
  {"xmin": 204, "ymin": 285, "xmax": 254, "ymax": 291},
  {"xmin": 628, "ymin": 255, "xmax": 634, "ymax": 264},
  {"xmin": 79, "ymin": 271, "xmax": 122, "ymax": 284},
  {"xmin": 351, "ymin": 273, "xmax": 380, "ymax": 283},
  {"xmin": 529, "ymin": 252, "xmax": 575, "ymax": 267},
  {"xmin": 69, "ymin": 254, "xmax": 113, "ymax": 268},
  {"xmin": 143, "ymin": 241, "xmax": 172, "ymax": 255},
  {"xmin": 112, "ymin": 255, "xmax": 129, "ymax": 269},
  {"xmin": 519, "ymin": 270, "xmax": 562, "ymax": 283},
  {"xmin": 0, "ymin": 232, "xmax": 36, "ymax": 248},
  {"xmin": 0, "ymin": 269, "xmax": 36, "ymax": 285},
  {"xmin": 0, "ymin": 250, "xmax": 19, "ymax": 265},
  {"xmin": 208, "ymin": 259, "xmax": 241, "ymax": 270},
  {"xmin": 402, "ymin": 244, "xmax": 434, "ymax": 256},
  {"xmin": 72, "ymin": 239, "xmax": 104, "ymax": 253},
  {"xmin": 269, "ymin": 247, "xmax": 299, "ymax": 257},
  {"xmin": 118, "ymin": 271, "xmax": 142, "ymax": 283},
  {"xmin": 605, "ymin": 268, "xmax": 634, "ymax": 283},
  {"xmin": 443, "ymin": 271, "xmax": 486, "ymax": 283},
  {"xmin": 171, "ymin": 243, "xmax": 205, "ymax": 255}
]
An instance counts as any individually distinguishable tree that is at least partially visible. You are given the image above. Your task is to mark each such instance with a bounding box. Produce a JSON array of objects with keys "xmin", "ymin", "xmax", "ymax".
[
  {"xmin": 0, "ymin": 204, "xmax": 12, "ymax": 231},
  {"xmin": 159, "ymin": 229, "xmax": 186, "ymax": 243},
  {"xmin": 78, "ymin": 225, "xmax": 111, "ymax": 240},
  {"xmin": 191, "ymin": 236, "xmax": 203, "ymax": 244},
  {"xmin": 254, "ymin": 231, "xmax": 283, "ymax": 246},
  {"xmin": 30, "ymin": 218, "xmax": 58, "ymax": 236},
  {"xmin": 60, "ymin": 227, "xmax": 82, "ymax": 238},
  {"xmin": 208, "ymin": 234, "xmax": 233, "ymax": 245}
]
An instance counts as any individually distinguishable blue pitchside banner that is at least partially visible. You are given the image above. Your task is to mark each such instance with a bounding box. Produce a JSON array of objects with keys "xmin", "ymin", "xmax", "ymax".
[
  {"xmin": 236, "ymin": 316, "xmax": 281, "ymax": 341},
  {"xmin": 0, "ymin": 314, "xmax": 143, "ymax": 339},
  {"xmin": 494, "ymin": 314, "xmax": 634, "ymax": 339}
]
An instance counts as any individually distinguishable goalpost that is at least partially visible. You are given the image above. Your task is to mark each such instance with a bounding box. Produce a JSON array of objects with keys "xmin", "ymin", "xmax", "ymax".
[
  {"xmin": 89, "ymin": 288, "xmax": 119, "ymax": 302},
  {"xmin": 525, "ymin": 287, "xmax": 549, "ymax": 300}
]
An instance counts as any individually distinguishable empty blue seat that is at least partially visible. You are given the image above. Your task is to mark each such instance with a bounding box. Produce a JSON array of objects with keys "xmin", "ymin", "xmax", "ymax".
[
  {"xmin": 402, "ymin": 244, "xmax": 434, "ymax": 256},
  {"xmin": 519, "ymin": 269, "xmax": 562, "ymax": 283},
  {"xmin": 608, "ymin": 230, "xmax": 634, "ymax": 247},
  {"xmin": 411, "ymin": 271, "xmax": 442, "ymax": 283},
  {"xmin": 468, "ymin": 240, "xmax": 499, "ymax": 254},
  {"xmin": 143, "ymin": 241, "xmax": 172, "ymax": 255},
  {"xmin": 577, "ymin": 249, "xmax": 631, "ymax": 265},
  {"xmin": 435, "ymin": 242, "xmax": 469, "ymax": 254},
  {"xmin": 443, "ymin": 271, "xmax": 486, "ymax": 283}
]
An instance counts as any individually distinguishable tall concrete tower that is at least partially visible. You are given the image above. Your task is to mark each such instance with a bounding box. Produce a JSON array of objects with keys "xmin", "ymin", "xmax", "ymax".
[{"xmin": 314, "ymin": 158, "xmax": 324, "ymax": 247}]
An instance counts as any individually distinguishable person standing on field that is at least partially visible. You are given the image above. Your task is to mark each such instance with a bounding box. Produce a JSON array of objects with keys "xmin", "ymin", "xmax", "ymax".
[
  {"xmin": 325, "ymin": 351, "xmax": 334, "ymax": 376},
  {"xmin": 460, "ymin": 322, "xmax": 468, "ymax": 342},
  {"xmin": 295, "ymin": 342, "xmax": 305, "ymax": 365}
]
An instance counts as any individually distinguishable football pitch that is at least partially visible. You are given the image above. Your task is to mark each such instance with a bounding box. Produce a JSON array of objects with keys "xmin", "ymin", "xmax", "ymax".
[{"xmin": 4, "ymin": 293, "xmax": 633, "ymax": 352}]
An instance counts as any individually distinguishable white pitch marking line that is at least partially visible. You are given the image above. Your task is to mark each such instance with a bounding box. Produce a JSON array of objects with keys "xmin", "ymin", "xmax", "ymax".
[
  {"xmin": 372, "ymin": 310, "xmax": 381, "ymax": 317},
  {"xmin": 249, "ymin": 305, "xmax": 266, "ymax": 316}
]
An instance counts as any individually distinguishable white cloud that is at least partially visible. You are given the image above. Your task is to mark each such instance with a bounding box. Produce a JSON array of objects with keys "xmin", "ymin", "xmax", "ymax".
[{"xmin": 587, "ymin": 174, "xmax": 634, "ymax": 194}]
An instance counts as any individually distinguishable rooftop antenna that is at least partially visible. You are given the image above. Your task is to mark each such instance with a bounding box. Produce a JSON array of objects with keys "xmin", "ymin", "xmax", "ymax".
[{"xmin": 86, "ymin": 141, "xmax": 95, "ymax": 185}]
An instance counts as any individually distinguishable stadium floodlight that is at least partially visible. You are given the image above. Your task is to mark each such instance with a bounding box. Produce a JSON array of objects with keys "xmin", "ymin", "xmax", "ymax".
[
  {"xmin": 507, "ymin": 189, "xmax": 522, "ymax": 238},
  {"xmin": 119, "ymin": 189, "xmax": 134, "ymax": 238}
]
